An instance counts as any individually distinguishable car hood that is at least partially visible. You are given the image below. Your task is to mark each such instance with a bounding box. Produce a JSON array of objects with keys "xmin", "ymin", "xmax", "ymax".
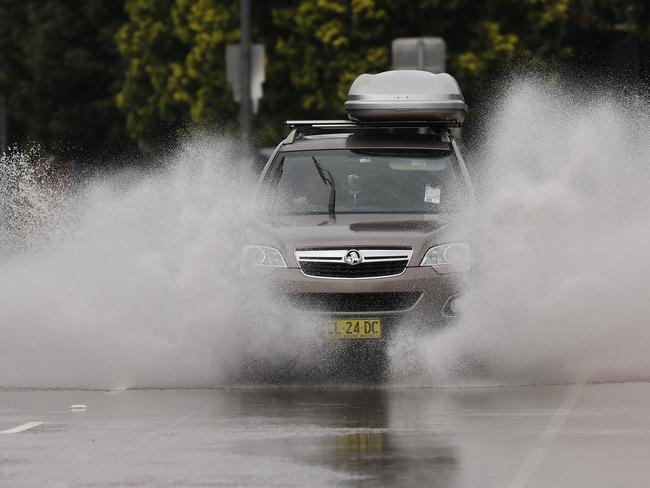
[{"xmin": 244, "ymin": 213, "xmax": 467, "ymax": 268}]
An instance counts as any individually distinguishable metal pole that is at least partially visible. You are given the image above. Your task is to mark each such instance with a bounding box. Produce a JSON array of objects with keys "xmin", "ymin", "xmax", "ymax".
[
  {"xmin": 0, "ymin": 96, "xmax": 7, "ymax": 153},
  {"xmin": 239, "ymin": 0, "xmax": 252, "ymax": 148}
]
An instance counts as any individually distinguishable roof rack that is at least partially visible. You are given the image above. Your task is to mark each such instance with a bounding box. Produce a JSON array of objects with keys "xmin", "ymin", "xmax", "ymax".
[{"xmin": 285, "ymin": 119, "xmax": 452, "ymax": 142}]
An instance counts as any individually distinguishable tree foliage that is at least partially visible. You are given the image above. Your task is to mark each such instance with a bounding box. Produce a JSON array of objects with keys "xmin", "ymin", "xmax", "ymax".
[
  {"xmin": 577, "ymin": 0, "xmax": 650, "ymax": 41},
  {"xmin": 115, "ymin": 0, "xmax": 241, "ymax": 151},
  {"xmin": 2, "ymin": 0, "xmax": 647, "ymax": 156},
  {"xmin": 273, "ymin": 0, "xmax": 571, "ymax": 114},
  {"xmin": 117, "ymin": 0, "xmax": 572, "ymax": 149},
  {"xmin": 0, "ymin": 0, "xmax": 129, "ymax": 158}
]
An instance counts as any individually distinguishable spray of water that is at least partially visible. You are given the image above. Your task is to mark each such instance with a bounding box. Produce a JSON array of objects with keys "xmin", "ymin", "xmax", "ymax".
[
  {"xmin": 389, "ymin": 78, "xmax": 650, "ymax": 386},
  {"xmin": 0, "ymin": 139, "xmax": 330, "ymax": 388},
  {"xmin": 2, "ymin": 79, "xmax": 650, "ymax": 388},
  {"xmin": 0, "ymin": 148, "xmax": 68, "ymax": 255}
]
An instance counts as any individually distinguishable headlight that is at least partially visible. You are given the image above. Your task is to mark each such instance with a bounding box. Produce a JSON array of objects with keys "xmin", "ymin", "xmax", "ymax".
[
  {"xmin": 420, "ymin": 243, "xmax": 471, "ymax": 274},
  {"xmin": 241, "ymin": 245, "xmax": 287, "ymax": 268}
]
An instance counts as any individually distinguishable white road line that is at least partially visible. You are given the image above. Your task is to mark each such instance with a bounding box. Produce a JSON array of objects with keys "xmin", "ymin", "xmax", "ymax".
[
  {"xmin": 507, "ymin": 383, "xmax": 584, "ymax": 488},
  {"xmin": 1, "ymin": 421, "xmax": 44, "ymax": 434}
]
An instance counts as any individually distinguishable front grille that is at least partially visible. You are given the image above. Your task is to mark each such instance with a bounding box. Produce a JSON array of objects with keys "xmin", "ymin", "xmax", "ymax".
[
  {"xmin": 300, "ymin": 260, "xmax": 408, "ymax": 278},
  {"xmin": 286, "ymin": 292, "xmax": 422, "ymax": 312},
  {"xmin": 295, "ymin": 248, "xmax": 413, "ymax": 279}
]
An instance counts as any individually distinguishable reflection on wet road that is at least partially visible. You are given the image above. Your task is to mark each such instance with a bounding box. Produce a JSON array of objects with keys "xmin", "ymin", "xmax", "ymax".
[
  {"xmin": 228, "ymin": 388, "xmax": 458, "ymax": 487},
  {"xmin": 2, "ymin": 383, "xmax": 650, "ymax": 487}
]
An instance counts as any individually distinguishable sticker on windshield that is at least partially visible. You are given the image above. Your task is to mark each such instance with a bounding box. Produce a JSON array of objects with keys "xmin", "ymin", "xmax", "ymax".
[
  {"xmin": 424, "ymin": 185, "xmax": 441, "ymax": 204},
  {"xmin": 359, "ymin": 157, "xmax": 371, "ymax": 163}
]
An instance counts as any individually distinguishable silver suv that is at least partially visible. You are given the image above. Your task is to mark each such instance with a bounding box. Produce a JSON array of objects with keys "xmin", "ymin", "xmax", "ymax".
[{"xmin": 243, "ymin": 71, "xmax": 475, "ymax": 360}]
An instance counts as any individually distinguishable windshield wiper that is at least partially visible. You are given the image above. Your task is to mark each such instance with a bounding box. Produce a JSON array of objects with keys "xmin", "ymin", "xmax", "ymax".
[{"xmin": 311, "ymin": 156, "xmax": 336, "ymax": 223}]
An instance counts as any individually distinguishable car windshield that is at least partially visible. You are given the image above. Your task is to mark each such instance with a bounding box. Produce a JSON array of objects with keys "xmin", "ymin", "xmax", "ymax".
[{"xmin": 268, "ymin": 149, "xmax": 464, "ymax": 215}]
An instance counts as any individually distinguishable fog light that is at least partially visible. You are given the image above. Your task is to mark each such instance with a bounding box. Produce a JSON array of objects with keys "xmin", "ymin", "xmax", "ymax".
[{"xmin": 442, "ymin": 295, "xmax": 462, "ymax": 317}]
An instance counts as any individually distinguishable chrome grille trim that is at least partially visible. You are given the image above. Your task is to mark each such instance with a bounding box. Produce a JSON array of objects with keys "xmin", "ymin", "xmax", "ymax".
[{"xmin": 295, "ymin": 248, "xmax": 413, "ymax": 279}]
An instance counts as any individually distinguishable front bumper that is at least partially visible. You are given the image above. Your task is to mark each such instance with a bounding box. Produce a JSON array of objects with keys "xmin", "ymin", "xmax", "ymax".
[{"xmin": 252, "ymin": 266, "xmax": 467, "ymax": 331}]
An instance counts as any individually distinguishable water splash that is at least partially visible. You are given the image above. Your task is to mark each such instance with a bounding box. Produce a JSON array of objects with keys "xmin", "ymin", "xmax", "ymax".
[
  {"xmin": 390, "ymin": 78, "xmax": 650, "ymax": 385},
  {"xmin": 0, "ymin": 138, "xmax": 293, "ymax": 388},
  {"xmin": 4, "ymin": 80, "xmax": 650, "ymax": 388},
  {"xmin": 0, "ymin": 148, "xmax": 68, "ymax": 256}
]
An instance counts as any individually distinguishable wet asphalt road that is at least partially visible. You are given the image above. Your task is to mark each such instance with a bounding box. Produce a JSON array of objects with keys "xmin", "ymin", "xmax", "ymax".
[{"xmin": 2, "ymin": 382, "xmax": 650, "ymax": 487}]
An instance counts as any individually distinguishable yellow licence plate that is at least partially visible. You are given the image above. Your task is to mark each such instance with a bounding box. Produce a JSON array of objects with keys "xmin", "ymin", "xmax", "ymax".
[{"xmin": 328, "ymin": 319, "xmax": 381, "ymax": 339}]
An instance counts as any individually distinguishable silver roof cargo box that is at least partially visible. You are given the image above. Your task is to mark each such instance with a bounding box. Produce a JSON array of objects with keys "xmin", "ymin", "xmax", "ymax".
[{"xmin": 344, "ymin": 70, "xmax": 467, "ymax": 126}]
